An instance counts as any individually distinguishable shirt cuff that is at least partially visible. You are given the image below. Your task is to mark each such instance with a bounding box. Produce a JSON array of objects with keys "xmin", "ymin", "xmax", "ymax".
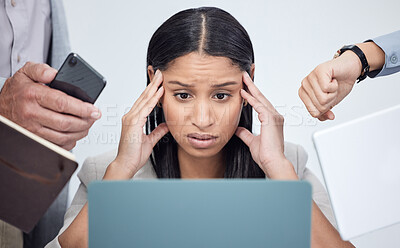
[
  {"xmin": 368, "ymin": 30, "xmax": 400, "ymax": 78},
  {"xmin": 0, "ymin": 77, "xmax": 7, "ymax": 91}
]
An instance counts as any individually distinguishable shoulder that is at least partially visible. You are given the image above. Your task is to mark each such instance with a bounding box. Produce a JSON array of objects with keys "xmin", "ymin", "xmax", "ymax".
[
  {"xmin": 283, "ymin": 141, "xmax": 308, "ymax": 178},
  {"xmin": 78, "ymin": 149, "xmax": 157, "ymax": 187}
]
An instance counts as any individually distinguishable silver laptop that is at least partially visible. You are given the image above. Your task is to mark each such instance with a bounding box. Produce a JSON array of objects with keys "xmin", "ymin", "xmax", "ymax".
[
  {"xmin": 88, "ymin": 180, "xmax": 312, "ymax": 248},
  {"xmin": 313, "ymin": 104, "xmax": 400, "ymax": 240}
]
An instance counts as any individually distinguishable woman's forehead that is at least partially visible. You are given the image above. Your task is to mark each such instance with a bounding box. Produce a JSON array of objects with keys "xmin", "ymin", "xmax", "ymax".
[{"xmin": 163, "ymin": 52, "xmax": 242, "ymax": 82}]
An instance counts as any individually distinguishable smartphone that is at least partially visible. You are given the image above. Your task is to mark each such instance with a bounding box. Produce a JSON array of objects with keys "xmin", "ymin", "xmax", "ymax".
[{"xmin": 49, "ymin": 53, "xmax": 106, "ymax": 104}]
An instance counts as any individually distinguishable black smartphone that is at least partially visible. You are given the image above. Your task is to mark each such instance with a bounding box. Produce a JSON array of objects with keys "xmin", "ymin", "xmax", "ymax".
[{"xmin": 49, "ymin": 53, "xmax": 106, "ymax": 104}]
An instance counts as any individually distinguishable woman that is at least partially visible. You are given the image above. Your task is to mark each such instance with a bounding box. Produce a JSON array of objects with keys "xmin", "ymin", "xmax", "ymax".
[{"xmin": 47, "ymin": 7, "xmax": 354, "ymax": 248}]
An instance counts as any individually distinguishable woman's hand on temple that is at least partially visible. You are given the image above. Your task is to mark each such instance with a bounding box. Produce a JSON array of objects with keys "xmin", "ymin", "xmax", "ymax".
[
  {"xmin": 235, "ymin": 72, "xmax": 298, "ymax": 180},
  {"xmin": 104, "ymin": 70, "xmax": 169, "ymax": 180}
]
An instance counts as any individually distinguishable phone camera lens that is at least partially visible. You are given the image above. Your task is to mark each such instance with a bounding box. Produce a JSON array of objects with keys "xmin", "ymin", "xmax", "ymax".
[{"xmin": 69, "ymin": 57, "xmax": 78, "ymax": 66}]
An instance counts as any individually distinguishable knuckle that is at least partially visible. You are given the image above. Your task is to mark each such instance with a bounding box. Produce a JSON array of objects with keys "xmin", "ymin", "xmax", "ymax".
[
  {"xmin": 320, "ymin": 83, "xmax": 331, "ymax": 93},
  {"xmin": 24, "ymin": 61, "xmax": 33, "ymax": 68},
  {"xmin": 314, "ymin": 64, "xmax": 325, "ymax": 75},
  {"xmin": 310, "ymin": 111, "xmax": 320, "ymax": 118},
  {"xmin": 29, "ymin": 124, "xmax": 40, "ymax": 134},
  {"xmin": 63, "ymin": 142, "xmax": 76, "ymax": 151},
  {"xmin": 301, "ymin": 78, "xmax": 308, "ymax": 88},
  {"xmin": 121, "ymin": 114, "xmax": 129, "ymax": 124},
  {"xmin": 55, "ymin": 95, "xmax": 68, "ymax": 113},
  {"xmin": 317, "ymin": 94, "xmax": 329, "ymax": 105},
  {"xmin": 23, "ymin": 86, "xmax": 37, "ymax": 100},
  {"xmin": 298, "ymin": 87, "xmax": 303, "ymax": 97},
  {"xmin": 68, "ymin": 142, "xmax": 77, "ymax": 150},
  {"xmin": 274, "ymin": 113, "xmax": 284, "ymax": 123},
  {"xmin": 58, "ymin": 118, "xmax": 72, "ymax": 131},
  {"xmin": 39, "ymin": 67, "xmax": 47, "ymax": 79},
  {"xmin": 58, "ymin": 134, "xmax": 71, "ymax": 146},
  {"xmin": 20, "ymin": 104, "xmax": 33, "ymax": 119}
]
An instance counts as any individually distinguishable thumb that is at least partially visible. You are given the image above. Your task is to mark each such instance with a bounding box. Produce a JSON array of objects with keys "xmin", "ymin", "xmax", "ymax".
[
  {"xmin": 21, "ymin": 62, "xmax": 57, "ymax": 84},
  {"xmin": 235, "ymin": 126, "xmax": 254, "ymax": 147},
  {"xmin": 148, "ymin": 123, "xmax": 169, "ymax": 147},
  {"xmin": 318, "ymin": 110, "xmax": 335, "ymax": 121}
]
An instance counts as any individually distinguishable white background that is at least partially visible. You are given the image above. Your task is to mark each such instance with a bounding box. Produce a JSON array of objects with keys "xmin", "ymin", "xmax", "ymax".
[{"xmin": 64, "ymin": 0, "xmax": 400, "ymax": 247}]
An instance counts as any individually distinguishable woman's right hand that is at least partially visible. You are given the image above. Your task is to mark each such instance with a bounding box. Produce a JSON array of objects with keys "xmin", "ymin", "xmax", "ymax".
[{"xmin": 104, "ymin": 70, "xmax": 169, "ymax": 180}]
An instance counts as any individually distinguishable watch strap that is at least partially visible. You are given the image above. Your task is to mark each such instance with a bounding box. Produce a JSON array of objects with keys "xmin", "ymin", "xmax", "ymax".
[{"xmin": 334, "ymin": 45, "xmax": 370, "ymax": 83}]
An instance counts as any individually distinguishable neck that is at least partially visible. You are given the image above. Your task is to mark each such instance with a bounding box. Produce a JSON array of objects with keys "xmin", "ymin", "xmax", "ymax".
[{"xmin": 178, "ymin": 147, "xmax": 225, "ymax": 179}]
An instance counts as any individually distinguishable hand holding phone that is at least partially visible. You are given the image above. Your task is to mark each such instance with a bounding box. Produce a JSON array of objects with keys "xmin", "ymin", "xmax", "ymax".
[{"xmin": 49, "ymin": 53, "xmax": 106, "ymax": 104}]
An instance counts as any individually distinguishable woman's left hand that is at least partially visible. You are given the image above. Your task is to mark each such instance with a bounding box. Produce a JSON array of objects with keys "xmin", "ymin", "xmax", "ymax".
[{"xmin": 235, "ymin": 72, "xmax": 298, "ymax": 180}]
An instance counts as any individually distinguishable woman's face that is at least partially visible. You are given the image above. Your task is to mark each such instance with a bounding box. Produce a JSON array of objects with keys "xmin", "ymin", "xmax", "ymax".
[{"xmin": 157, "ymin": 52, "xmax": 245, "ymax": 159}]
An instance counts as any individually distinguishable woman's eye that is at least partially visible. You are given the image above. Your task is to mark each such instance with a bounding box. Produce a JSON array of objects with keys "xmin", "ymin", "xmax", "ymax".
[
  {"xmin": 214, "ymin": 93, "xmax": 230, "ymax": 100},
  {"xmin": 174, "ymin": 93, "xmax": 191, "ymax": 100}
]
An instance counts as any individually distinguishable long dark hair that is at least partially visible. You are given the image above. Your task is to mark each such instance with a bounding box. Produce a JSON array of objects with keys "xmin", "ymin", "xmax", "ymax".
[{"xmin": 146, "ymin": 7, "xmax": 265, "ymax": 178}]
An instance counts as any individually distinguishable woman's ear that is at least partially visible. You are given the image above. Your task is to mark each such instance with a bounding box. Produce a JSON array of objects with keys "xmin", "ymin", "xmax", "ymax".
[
  {"xmin": 250, "ymin": 64, "xmax": 255, "ymax": 81},
  {"xmin": 147, "ymin": 65, "xmax": 155, "ymax": 81}
]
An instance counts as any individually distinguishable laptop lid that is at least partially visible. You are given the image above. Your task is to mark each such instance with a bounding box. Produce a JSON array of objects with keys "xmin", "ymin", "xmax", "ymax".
[
  {"xmin": 88, "ymin": 180, "xmax": 312, "ymax": 248},
  {"xmin": 313, "ymin": 104, "xmax": 400, "ymax": 240}
]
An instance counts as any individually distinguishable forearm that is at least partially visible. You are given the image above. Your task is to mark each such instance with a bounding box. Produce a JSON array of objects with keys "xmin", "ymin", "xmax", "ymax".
[
  {"xmin": 357, "ymin": 42, "xmax": 385, "ymax": 72},
  {"xmin": 102, "ymin": 160, "xmax": 138, "ymax": 180},
  {"xmin": 58, "ymin": 204, "xmax": 89, "ymax": 248},
  {"xmin": 263, "ymin": 158, "xmax": 299, "ymax": 180},
  {"xmin": 311, "ymin": 201, "xmax": 355, "ymax": 248}
]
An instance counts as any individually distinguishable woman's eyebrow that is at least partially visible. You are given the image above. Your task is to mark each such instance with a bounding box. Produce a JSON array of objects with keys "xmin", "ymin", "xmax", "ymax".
[
  {"xmin": 167, "ymin": 81, "xmax": 194, "ymax": 87},
  {"xmin": 211, "ymin": 82, "xmax": 238, "ymax": 88},
  {"xmin": 167, "ymin": 81, "xmax": 238, "ymax": 88}
]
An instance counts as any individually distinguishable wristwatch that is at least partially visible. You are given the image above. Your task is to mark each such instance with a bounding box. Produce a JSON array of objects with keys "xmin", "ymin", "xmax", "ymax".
[{"xmin": 333, "ymin": 45, "xmax": 370, "ymax": 83}]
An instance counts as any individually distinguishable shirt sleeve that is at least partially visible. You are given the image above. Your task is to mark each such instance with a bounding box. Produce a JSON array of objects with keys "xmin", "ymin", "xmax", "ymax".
[{"xmin": 368, "ymin": 30, "xmax": 400, "ymax": 78}]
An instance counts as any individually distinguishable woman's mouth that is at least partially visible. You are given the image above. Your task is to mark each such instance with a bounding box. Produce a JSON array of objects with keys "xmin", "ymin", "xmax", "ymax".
[{"xmin": 187, "ymin": 133, "xmax": 218, "ymax": 149}]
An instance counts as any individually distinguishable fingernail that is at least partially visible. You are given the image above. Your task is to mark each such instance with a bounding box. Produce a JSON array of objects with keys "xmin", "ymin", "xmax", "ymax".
[
  {"xmin": 91, "ymin": 110, "xmax": 101, "ymax": 119},
  {"xmin": 155, "ymin": 70, "xmax": 160, "ymax": 77}
]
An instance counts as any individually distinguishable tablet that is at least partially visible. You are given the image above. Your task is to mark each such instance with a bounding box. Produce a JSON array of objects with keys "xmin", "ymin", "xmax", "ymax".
[
  {"xmin": 0, "ymin": 115, "xmax": 78, "ymax": 232},
  {"xmin": 313, "ymin": 104, "xmax": 400, "ymax": 240}
]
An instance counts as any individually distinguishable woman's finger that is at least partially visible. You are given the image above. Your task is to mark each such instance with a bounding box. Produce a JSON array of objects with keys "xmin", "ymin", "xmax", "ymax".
[
  {"xmin": 242, "ymin": 72, "xmax": 275, "ymax": 112},
  {"xmin": 240, "ymin": 89, "xmax": 268, "ymax": 116},
  {"xmin": 137, "ymin": 86, "xmax": 165, "ymax": 125},
  {"xmin": 148, "ymin": 122, "xmax": 169, "ymax": 147},
  {"xmin": 235, "ymin": 126, "xmax": 254, "ymax": 147},
  {"xmin": 130, "ymin": 70, "xmax": 163, "ymax": 114},
  {"xmin": 241, "ymin": 89, "xmax": 281, "ymax": 124}
]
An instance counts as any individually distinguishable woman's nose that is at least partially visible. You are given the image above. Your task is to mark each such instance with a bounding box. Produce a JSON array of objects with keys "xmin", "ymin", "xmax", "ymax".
[{"xmin": 191, "ymin": 100, "xmax": 215, "ymax": 130}]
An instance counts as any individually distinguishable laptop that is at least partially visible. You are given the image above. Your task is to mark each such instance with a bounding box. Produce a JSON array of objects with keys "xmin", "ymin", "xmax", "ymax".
[
  {"xmin": 88, "ymin": 180, "xmax": 312, "ymax": 248},
  {"xmin": 313, "ymin": 104, "xmax": 400, "ymax": 240}
]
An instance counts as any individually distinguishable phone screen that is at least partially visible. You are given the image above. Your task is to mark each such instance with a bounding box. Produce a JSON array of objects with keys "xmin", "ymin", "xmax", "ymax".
[{"xmin": 49, "ymin": 53, "xmax": 106, "ymax": 104}]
